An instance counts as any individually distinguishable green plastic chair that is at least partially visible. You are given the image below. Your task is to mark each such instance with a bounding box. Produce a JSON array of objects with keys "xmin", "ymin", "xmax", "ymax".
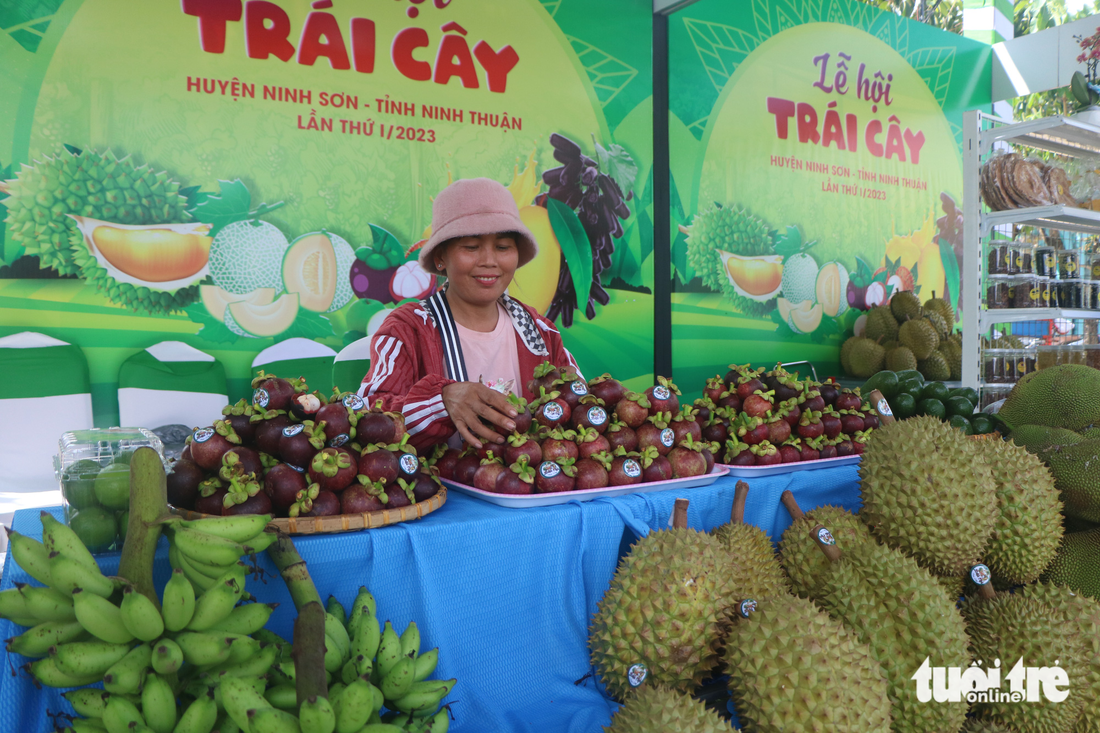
[
  {"xmin": 252, "ymin": 338, "xmax": 337, "ymax": 396},
  {"xmin": 117, "ymin": 341, "xmax": 228, "ymax": 430},
  {"xmin": 332, "ymin": 336, "xmax": 373, "ymax": 395}
]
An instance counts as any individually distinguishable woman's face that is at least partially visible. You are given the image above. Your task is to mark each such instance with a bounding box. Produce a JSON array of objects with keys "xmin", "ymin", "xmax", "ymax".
[{"xmin": 435, "ymin": 233, "xmax": 519, "ymax": 307}]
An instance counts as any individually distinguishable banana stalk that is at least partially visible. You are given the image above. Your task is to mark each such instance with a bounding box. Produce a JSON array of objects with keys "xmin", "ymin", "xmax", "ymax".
[
  {"xmin": 117, "ymin": 447, "xmax": 170, "ymax": 606},
  {"xmin": 265, "ymin": 528, "xmax": 323, "ymax": 610}
]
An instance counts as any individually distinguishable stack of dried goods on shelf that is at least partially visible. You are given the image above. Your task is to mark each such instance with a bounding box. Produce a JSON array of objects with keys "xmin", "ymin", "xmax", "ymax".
[{"xmin": 981, "ymin": 151, "xmax": 1077, "ymax": 211}]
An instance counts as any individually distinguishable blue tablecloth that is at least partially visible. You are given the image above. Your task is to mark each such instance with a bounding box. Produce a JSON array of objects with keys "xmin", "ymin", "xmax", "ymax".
[{"xmin": 0, "ymin": 465, "xmax": 860, "ymax": 732}]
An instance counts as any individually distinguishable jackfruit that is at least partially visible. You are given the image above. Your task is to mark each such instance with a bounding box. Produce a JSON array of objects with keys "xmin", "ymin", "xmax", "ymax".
[
  {"xmin": 885, "ymin": 346, "xmax": 918, "ymax": 372},
  {"xmin": 1081, "ymin": 426, "xmax": 1100, "ymax": 440},
  {"xmin": 998, "ymin": 364, "xmax": 1100, "ymax": 430},
  {"xmin": 604, "ymin": 685, "xmax": 730, "ymax": 733},
  {"xmin": 975, "ymin": 438, "xmax": 1063, "ymax": 585},
  {"xmin": 1040, "ymin": 528, "xmax": 1100, "ymax": 599},
  {"xmin": 778, "ymin": 503, "xmax": 874, "ymax": 599},
  {"xmin": 890, "ymin": 290, "xmax": 923, "ymax": 322},
  {"xmin": 849, "ymin": 338, "xmax": 886, "ymax": 379},
  {"xmin": 859, "ymin": 416, "xmax": 998, "ymax": 578},
  {"xmin": 1042, "ymin": 439, "xmax": 1100, "ymax": 522},
  {"xmin": 898, "ymin": 318, "xmax": 939, "ymax": 359},
  {"xmin": 917, "ymin": 351, "xmax": 950, "ymax": 382},
  {"xmin": 725, "ymin": 595, "xmax": 893, "ymax": 733},
  {"xmin": 813, "ymin": 541, "xmax": 971, "ymax": 733},
  {"xmin": 1010, "ymin": 424, "xmax": 1085, "ymax": 455},
  {"xmin": 865, "ymin": 306, "xmax": 899, "ymax": 342}
]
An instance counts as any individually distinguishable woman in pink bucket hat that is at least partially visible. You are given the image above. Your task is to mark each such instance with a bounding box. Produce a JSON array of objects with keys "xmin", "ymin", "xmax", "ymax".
[{"xmin": 358, "ymin": 178, "xmax": 582, "ymax": 452}]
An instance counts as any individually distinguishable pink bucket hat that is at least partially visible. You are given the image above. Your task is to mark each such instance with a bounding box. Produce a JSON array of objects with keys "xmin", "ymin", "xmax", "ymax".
[{"xmin": 417, "ymin": 178, "xmax": 538, "ymax": 273}]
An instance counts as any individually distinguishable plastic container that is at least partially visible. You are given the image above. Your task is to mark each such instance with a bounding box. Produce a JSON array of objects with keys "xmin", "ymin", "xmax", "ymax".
[
  {"xmin": 983, "ymin": 349, "xmax": 1009, "ymax": 383},
  {"xmin": 1086, "ymin": 345, "xmax": 1100, "ymax": 370},
  {"xmin": 1058, "ymin": 279, "xmax": 1081, "ymax": 308},
  {"xmin": 54, "ymin": 427, "xmax": 165, "ymax": 554},
  {"xmin": 1091, "ymin": 253, "xmax": 1100, "ymax": 280},
  {"xmin": 1039, "ymin": 278, "xmax": 1053, "ymax": 308},
  {"xmin": 1012, "ymin": 275, "xmax": 1041, "ymax": 308},
  {"xmin": 1083, "ymin": 280, "xmax": 1099, "ymax": 310},
  {"xmin": 1058, "ymin": 250, "xmax": 1081, "ymax": 279},
  {"xmin": 1015, "ymin": 245, "xmax": 1034, "ymax": 275},
  {"xmin": 987, "ymin": 243, "xmax": 1009, "ymax": 275},
  {"xmin": 1012, "ymin": 349, "xmax": 1035, "ymax": 381},
  {"xmin": 1036, "ymin": 246, "xmax": 1057, "ymax": 278},
  {"xmin": 1048, "ymin": 278, "xmax": 1063, "ymax": 308},
  {"xmin": 980, "ymin": 385, "xmax": 1012, "ymax": 410},
  {"xmin": 1037, "ymin": 345, "xmax": 1059, "ymax": 370},
  {"xmin": 1005, "ymin": 245, "xmax": 1021, "ymax": 275},
  {"xmin": 986, "ymin": 276, "xmax": 1012, "ymax": 309}
]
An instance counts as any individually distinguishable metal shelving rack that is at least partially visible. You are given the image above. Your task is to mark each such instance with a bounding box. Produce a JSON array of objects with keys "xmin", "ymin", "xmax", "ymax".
[{"xmin": 962, "ymin": 111, "xmax": 1100, "ymax": 390}]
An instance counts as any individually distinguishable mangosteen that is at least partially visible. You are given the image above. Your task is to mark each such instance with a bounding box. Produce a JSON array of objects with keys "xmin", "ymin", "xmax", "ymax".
[
  {"xmin": 861, "ymin": 411, "xmax": 880, "ymax": 430},
  {"xmin": 640, "ymin": 448, "xmax": 673, "ymax": 483},
  {"xmin": 588, "ymin": 374, "xmax": 625, "ymax": 407},
  {"xmin": 636, "ymin": 414, "xmax": 675, "ymax": 456},
  {"xmin": 797, "ymin": 411, "xmax": 824, "ymax": 440},
  {"xmin": 452, "ymin": 453, "xmax": 481, "ymax": 485},
  {"xmin": 820, "ymin": 409, "xmax": 843, "ymax": 440},
  {"xmin": 506, "ymin": 395, "xmax": 533, "ymax": 435},
  {"xmin": 701, "ymin": 416, "xmax": 728, "ymax": 445},
  {"xmin": 505, "ymin": 433, "xmax": 542, "ymax": 467},
  {"xmin": 574, "ymin": 458, "xmax": 608, "ymax": 490},
  {"xmin": 608, "ymin": 451, "xmax": 643, "ymax": 486},
  {"xmin": 430, "ymin": 447, "xmax": 463, "ymax": 480},
  {"xmin": 219, "ymin": 446, "xmax": 263, "ymax": 482},
  {"xmin": 571, "ymin": 396, "xmax": 611, "ymax": 434},
  {"xmin": 614, "ymin": 392, "xmax": 651, "ymax": 428},
  {"xmin": 194, "ymin": 487, "xmax": 228, "ymax": 516},
  {"xmin": 701, "ymin": 443, "xmax": 716, "ymax": 474},
  {"xmin": 703, "ymin": 376, "xmax": 726, "ymax": 404},
  {"xmin": 386, "ymin": 482, "xmax": 414, "ymax": 508},
  {"xmin": 835, "ymin": 390, "xmax": 862, "ymax": 412},
  {"xmin": 534, "ymin": 458, "xmax": 576, "ymax": 493},
  {"xmin": 778, "ymin": 443, "xmax": 801, "ymax": 464},
  {"xmin": 736, "ymin": 372, "xmax": 767, "ymax": 401},
  {"xmin": 341, "ymin": 483, "xmax": 386, "ymax": 514},
  {"xmin": 410, "ymin": 473, "xmax": 441, "ymax": 502},
  {"xmin": 264, "ymin": 464, "xmax": 308, "ymax": 512},
  {"xmin": 357, "ymin": 403, "xmax": 398, "ymax": 445},
  {"xmin": 541, "ymin": 427, "xmax": 579, "ymax": 462},
  {"xmin": 252, "ymin": 410, "xmax": 292, "ymax": 456},
  {"xmin": 473, "ymin": 458, "xmax": 507, "ymax": 492},
  {"xmin": 765, "ymin": 368, "xmax": 801, "ymax": 402},
  {"xmin": 181, "ymin": 444, "xmax": 192, "ymax": 461},
  {"xmin": 359, "ymin": 445, "xmax": 399, "ymax": 484},
  {"xmin": 527, "ymin": 361, "xmax": 562, "ymax": 397},
  {"xmin": 802, "ymin": 389, "xmax": 825, "ymax": 413},
  {"xmin": 734, "ymin": 415, "xmax": 769, "ymax": 446},
  {"xmin": 717, "ymin": 392, "xmax": 742, "ymax": 412},
  {"xmin": 576, "ymin": 426, "xmax": 610, "ymax": 459},
  {"xmin": 670, "ymin": 408, "xmax": 702, "ymax": 446},
  {"xmin": 309, "ymin": 447, "xmax": 358, "ymax": 492},
  {"xmin": 289, "ymin": 391, "xmax": 325, "ymax": 422},
  {"xmin": 693, "ymin": 398, "xmax": 714, "ymax": 424},
  {"xmin": 251, "ymin": 372, "xmax": 304, "ymax": 412},
  {"xmin": 847, "ymin": 280, "xmax": 867, "ymax": 310},
  {"xmin": 166, "ymin": 459, "xmax": 205, "ymax": 509},
  {"xmin": 742, "ymin": 390, "xmax": 775, "ymax": 419},
  {"xmin": 766, "ymin": 418, "xmax": 791, "ymax": 445},
  {"xmin": 304, "ymin": 490, "xmax": 341, "ymax": 516},
  {"xmin": 606, "ymin": 422, "xmax": 638, "ymax": 453},
  {"xmin": 644, "ymin": 377, "xmax": 681, "ymax": 416},
  {"xmin": 190, "ymin": 422, "xmax": 242, "ymax": 471},
  {"xmin": 316, "ymin": 401, "xmax": 355, "ymax": 444},
  {"xmin": 533, "ymin": 391, "xmax": 571, "ymax": 430},
  {"xmin": 852, "ymin": 430, "xmax": 871, "ymax": 455},
  {"xmin": 496, "ymin": 461, "xmax": 535, "ymax": 495},
  {"xmin": 819, "ymin": 443, "xmax": 838, "ymax": 459},
  {"xmin": 724, "ymin": 440, "xmax": 755, "ymax": 466},
  {"xmin": 817, "ymin": 381, "xmax": 840, "ymax": 407},
  {"xmin": 751, "ymin": 442, "xmax": 782, "ymax": 466},
  {"xmin": 835, "ymin": 438, "xmax": 855, "ymax": 457},
  {"xmin": 781, "ymin": 401, "xmax": 802, "ymax": 428},
  {"xmin": 667, "ymin": 438, "xmax": 707, "ymax": 478},
  {"xmin": 279, "ymin": 421, "xmax": 327, "ymax": 469},
  {"xmin": 225, "ymin": 491, "xmax": 274, "ymax": 516},
  {"xmin": 221, "ymin": 399, "xmax": 256, "ymax": 445},
  {"xmin": 840, "ymin": 411, "xmax": 865, "ymax": 435},
  {"xmin": 800, "ymin": 440, "xmax": 822, "ymax": 462}
]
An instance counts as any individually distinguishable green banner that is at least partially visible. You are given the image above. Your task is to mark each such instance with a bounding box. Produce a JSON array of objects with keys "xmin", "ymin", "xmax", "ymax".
[
  {"xmin": 0, "ymin": 0, "xmax": 654, "ymax": 426},
  {"xmin": 668, "ymin": 0, "xmax": 991, "ymax": 393}
]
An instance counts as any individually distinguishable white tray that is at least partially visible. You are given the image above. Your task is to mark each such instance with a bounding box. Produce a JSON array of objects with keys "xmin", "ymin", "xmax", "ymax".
[
  {"xmin": 440, "ymin": 466, "xmax": 730, "ymax": 508},
  {"xmin": 719, "ymin": 454, "xmax": 860, "ymax": 477}
]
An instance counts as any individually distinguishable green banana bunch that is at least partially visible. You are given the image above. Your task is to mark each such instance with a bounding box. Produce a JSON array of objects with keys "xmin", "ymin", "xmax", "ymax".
[
  {"xmin": 220, "ymin": 674, "xmax": 273, "ymax": 731},
  {"xmin": 165, "ymin": 514, "xmax": 273, "ymax": 595},
  {"xmin": 160, "ymin": 568, "xmax": 195, "ymax": 632},
  {"xmin": 103, "ymin": 642, "xmax": 152, "ymax": 694},
  {"xmin": 29, "ymin": 655, "xmax": 102, "ymax": 688},
  {"xmin": 333, "ymin": 677, "xmax": 379, "ymax": 733},
  {"xmin": 119, "ymin": 586, "xmax": 164, "ymax": 641},
  {"xmin": 141, "ymin": 672, "xmax": 177, "ymax": 733},
  {"xmin": 9, "ymin": 583, "xmax": 75, "ymax": 622},
  {"xmin": 208, "ymin": 601, "xmax": 276, "ymax": 636},
  {"xmin": 300, "ymin": 695, "xmax": 336, "ymax": 733},
  {"xmin": 187, "ymin": 574, "xmax": 244, "ymax": 631},
  {"xmin": 102, "ymin": 693, "xmax": 145, "ymax": 733},
  {"xmin": 5, "ymin": 527, "xmax": 53, "ymax": 588},
  {"xmin": 7, "ymin": 618, "xmax": 86, "ymax": 658},
  {"xmin": 173, "ymin": 689, "xmax": 218, "ymax": 733},
  {"xmin": 50, "ymin": 640, "xmax": 132, "ymax": 678},
  {"xmin": 248, "ymin": 706, "xmax": 303, "ymax": 733},
  {"xmin": 387, "ymin": 679, "xmax": 457, "ymax": 716},
  {"xmin": 151, "ymin": 637, "xmax": 184, "ymax": 675},
  {"xmin": 72, "ymin": 588, "xmax": 135, "ymax": 644},
  {"xmin": 265, "ymin": 683, "xmax": 299, "ymax": 711}
]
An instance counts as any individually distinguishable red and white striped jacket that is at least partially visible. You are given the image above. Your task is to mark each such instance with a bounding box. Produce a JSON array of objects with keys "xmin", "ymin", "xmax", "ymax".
[{"xmin": 358, "ymin": 291, "xmax": 582, "ymax": 452}]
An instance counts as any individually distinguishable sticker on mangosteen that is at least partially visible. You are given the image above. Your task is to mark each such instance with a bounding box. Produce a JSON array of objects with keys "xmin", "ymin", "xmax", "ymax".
[
  {"xmin": 816, "ymin": 527, "xmax": 836, "ymax": 545},
  {"xmin": 660, "ymin": 428, "xmax": 675, "ymax": 447},
  {"xmin": 328, "ymin": 434, "xmax": 351, "ymax": 448},
  {"xmin": 192, "ymin": 427, "xmax": 214, "ymax": 443},
  {"xmin": 627, "ymin": 663, "xmax": 648, "ymax": 688},
  {"xmin": 542, "ymin": 402, "xmax": 564, "ymax": 422},
  {"xmin": 539, "ymin": 461, "xmax": 561, "ymax": 479},
  {"xmin": 253, "ymin": 388, "xmax": 270, "ymax": 408},
  {"xmin": 343, "ymin": 393, "xmax": 365, "ymax": 411},
  {"xmin": 970, "ymin": 564, "xmax": 992, "ymax": 586},
  {"xmin": 399, "ymin": 453, "xmax": 419, "ymax": 475},
  {"xmin": 739, "ymin": 599, "xmax": 757, "ymax": 618},
  {"xmin": 282, "ymin": 424, "xmax": 304, "ymax": 437},
  {"xmin": 587, "ymin": 406, "xmax": 607, "ymax": 426},
  {"xmin": 570, "ymin": 381, "xmax": 588, "ymax": 396},
  {"xmin": 876, "ymin": 398, "xmax": 893, "ymax": 417},
  {"xmin": 623, "ymin": 459, "xmax": 642, "ymax": 478},
  {"xmin": 653, "ymin": 385, "xmax": 671, "ymax": 401}
]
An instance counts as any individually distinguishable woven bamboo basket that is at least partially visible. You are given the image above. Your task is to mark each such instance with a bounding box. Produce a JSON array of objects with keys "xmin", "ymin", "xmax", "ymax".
[{"xmin": 170, "ymin": 486, "xmax": 447, "ymax": 535}]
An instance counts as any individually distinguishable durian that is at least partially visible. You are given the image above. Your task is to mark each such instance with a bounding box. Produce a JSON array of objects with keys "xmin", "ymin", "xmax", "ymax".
[
  {"xmin": 848, "ymin": 338, "xmax": 886, "ymax": 379},
  {"xmin": 777, "ymin": 495, "xmax": 874, "ymax": 599},
  {"xmin": 890, "ymin": 290, "xmax": 923, "ymax": 322},
  {"xmin": 963, "ymin": 584, "xmax": 1090, "ymax": 733},
  {"xmin": 1041, "ymin": 528, "xmax": 1100, "ymax": 599},
  {"xmin": 865, "ymin": 306, "xmax": 899, "ymax": 342},
  {"xmin": 923, "ymin": 291, "xmax": 955, "ymax": 327},
  {"xmin": 917, "ymin": 351, "xmax": 950, "ymax": 382},
  {"xmin": 859, "ymin": 416, "xmax": 998, "ymax": 578},
  {"xmin": 725, "ymin": 595, "xmax": 893, "ymax": 733},
  {"xmin": 3, "ymin": 147, "xmax": 191, "ymax": 277},
  {"xmin": 603, "ymin": 685, "xmax": 730, "ymax": 733},
  {"xmin": 840, "ymin": 335, "xmax": 862, "ymax": 375},
  {"xmin": 589, "ymin": 526, "xmax": 736, "ymax": 700},
  {"xmin": 885, "ymin": 346, "xmax": 918, "ymax": 372},
  {"xmin": 898, "ymin": 319, "xmax": 939, "ymax": 360},
  {"xmin": 999, "ymin": 365, "xmax": 1100, "ymax": 431},
  {"xmin": 813, "ymin": 539, "xmax": 971, "ymax": 733},
  {"xmin": 710, "ymin": 481, "xmax": 788, "ymax": 600},
  {"xmin": 938, "ymin": 340, "xmax": 963, "ymax": 381},
  {"xmin": 961, "ymin": 720, "xmax": 1013, "ymax": 733},
  {"xmin": 923, "ymin": 311, "xmax": 949, "ymax": 339},
  {"xmin": 974, "ymin": 439, "xmax": 1063, "ymax": 585},
  {"xmin": 685, "ymin": 204, "xmax": 776, "ymax": 317}
]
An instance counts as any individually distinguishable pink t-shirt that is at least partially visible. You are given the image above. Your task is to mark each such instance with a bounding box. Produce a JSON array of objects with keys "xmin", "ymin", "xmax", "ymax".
[{"xmin": 454, "ymin": 303, "xmax": 523, "ymax": 397}]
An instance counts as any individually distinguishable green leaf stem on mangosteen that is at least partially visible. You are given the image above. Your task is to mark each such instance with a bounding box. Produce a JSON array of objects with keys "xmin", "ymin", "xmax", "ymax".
[
  {"xmin": 509, "ymin": 457, "xmax": 537, "ymax": 485},
  {"xmin": 554, "ymin": 456, "xmax": 578, "ymax": 477},
  {"xmin": 395, "ymin": 478, "xmax": 418, "ymax": 504},
  {"xmin": 222, "ymin": 398, "xmax": 255, "ymax": 418},
  {"xmin": 198, "ymin": 476, "xmax": 224, "ymax": 497},
  {"xmin": 590, "ymin": 451, "xmax": 614, "ymax": 471},
  {"xmin": 638, "ymin": 446, "xmax": 662, "ymax": 469}
]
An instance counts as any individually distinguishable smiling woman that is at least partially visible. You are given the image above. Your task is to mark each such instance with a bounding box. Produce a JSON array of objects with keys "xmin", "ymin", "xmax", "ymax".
[{"xmin": 358, "ymin": 178, "xmax": 582, "ymax": 451}]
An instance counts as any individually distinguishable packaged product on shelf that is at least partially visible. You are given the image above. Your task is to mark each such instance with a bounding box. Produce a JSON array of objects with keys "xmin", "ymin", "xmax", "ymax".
[
  {"xmin": 986, "ymin": 276, "xmax": 1012, "ymax": 309},
  {"xmin": 1085, "ymin": 345, "xmax": 1100, "ymax": 370},
  {"xmin": 1037, "ymin": 344, "xmax": 1059, "ymax": 370},
  {"xmin": 983, "ymin": 348, "xmax": 1011, "ymax": 383},
  {"xmin": 1012, "ymin": 275, "xmax": 1041, "ymax": 308},
  {"xmin": 1039, "ymin": 277, "xmax": 1053, "ymax": 307},
  {"xmin": 988, "ymin": 243, "xmax": 1009, "ymax": 275},
  {"xmin": 980, "ymin": 384, "xmax": 1012, "ymax": 410},
  {"xmin": 1015, "ymin": 244, "xmax": 1034, "ymax": 275},
  {"xmin": 1058, "ymin": 249, "xmax": 1081, "ymax": 279},
  {"xmin": 1036, "ymin": 246, "xmax": 1057, "ymax": 277},
  {"xmin": 1085, "ymin": 280, "xmax": 1100, "ymax": 309},
  {"xmin": 1018, "ymin": 348, "xmax": 1037, "ymax": 376}
]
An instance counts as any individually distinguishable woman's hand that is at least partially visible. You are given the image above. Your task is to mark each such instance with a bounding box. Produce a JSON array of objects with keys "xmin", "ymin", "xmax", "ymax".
[{"xmin": 441, "ymin": 382, "xmax": 518, "ymax": 448}]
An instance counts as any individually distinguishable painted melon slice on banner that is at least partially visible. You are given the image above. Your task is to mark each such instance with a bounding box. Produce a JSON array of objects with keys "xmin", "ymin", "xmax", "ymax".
[
  {"xmin": 253, "ymin": 338, "xmax": 337, "ymax": 396},
  {"xmin": 117, "ymin": 341, "xmax": 228, "ymax": 431},
  {"xmin": 0, "ymin": 332, "xmax": 94, "ymax": 494},
  {"xmin": 333, "ymin": 337, "xmax": 373, "ymax": 396}
]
